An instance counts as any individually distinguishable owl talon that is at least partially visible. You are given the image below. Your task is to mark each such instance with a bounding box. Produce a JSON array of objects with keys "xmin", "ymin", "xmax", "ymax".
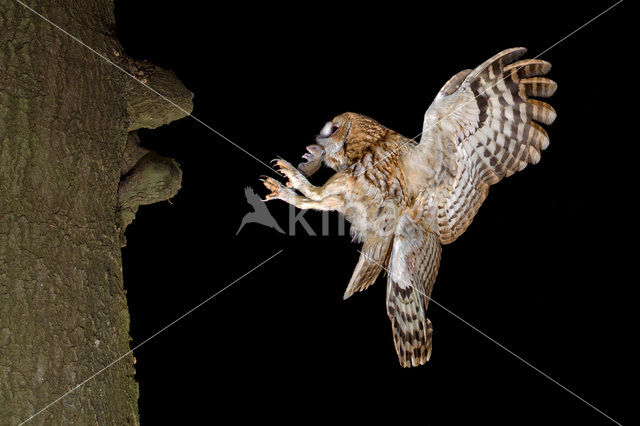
[
  {"xmin": 272, "ymin": 158, "xmax": 300, "ymax": 187},
  {"xmin": 261, "ymin": 176, "xmax": 285, "ymax": 200}
]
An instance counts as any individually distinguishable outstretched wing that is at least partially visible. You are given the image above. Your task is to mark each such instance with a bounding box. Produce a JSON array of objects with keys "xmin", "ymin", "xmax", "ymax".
[
  {"xmin": 415, "ymin": 47, "xmax": 557, "ymax": 244},
  {"xmin": 386, "ymin": 213, "xmax": 441, "ymax": 367}
]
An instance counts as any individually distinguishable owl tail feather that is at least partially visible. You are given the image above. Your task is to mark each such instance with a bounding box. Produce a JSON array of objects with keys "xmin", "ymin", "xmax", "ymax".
[{"xmin": 386, "ymin": 215, "xmax": 441, "ymax": 367}]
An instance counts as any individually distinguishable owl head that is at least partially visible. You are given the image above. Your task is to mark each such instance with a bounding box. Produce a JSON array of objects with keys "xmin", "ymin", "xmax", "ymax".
[{"xmin": 315, "ymin": 112, "xmax": 389, "ymax": 172}]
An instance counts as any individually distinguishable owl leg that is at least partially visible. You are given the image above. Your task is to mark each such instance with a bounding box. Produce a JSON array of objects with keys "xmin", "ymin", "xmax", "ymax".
[
  {"xmin": 262, "ymin": 176, "xmax": 342, "ymax": 212},
  {"xmin": 272, "ymin": 158, "xmax": 321, "ymax": 200}
]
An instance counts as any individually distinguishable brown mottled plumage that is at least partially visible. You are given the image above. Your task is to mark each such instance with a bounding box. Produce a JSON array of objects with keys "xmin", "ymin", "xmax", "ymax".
[{"xmin": 263, "ymin": 48, "xmax": 556, "ymax": 367}]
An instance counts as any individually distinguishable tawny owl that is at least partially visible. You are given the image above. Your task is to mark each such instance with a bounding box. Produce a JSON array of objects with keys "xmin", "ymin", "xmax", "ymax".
[{"xmin": 262, "ymin": 47, "xmax": 557, "ymax": 367}]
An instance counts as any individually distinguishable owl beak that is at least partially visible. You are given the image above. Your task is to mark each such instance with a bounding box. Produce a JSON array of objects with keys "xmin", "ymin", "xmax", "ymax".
[{"xmin": 316, "ymin": 133, "xmax": 334, "ymax": 145}]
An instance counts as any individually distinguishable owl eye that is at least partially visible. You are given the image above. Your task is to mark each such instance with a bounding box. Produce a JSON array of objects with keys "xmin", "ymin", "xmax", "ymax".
[{"xmin": 318, "ymin": 121, "xmax": 340, "ymax": 139}]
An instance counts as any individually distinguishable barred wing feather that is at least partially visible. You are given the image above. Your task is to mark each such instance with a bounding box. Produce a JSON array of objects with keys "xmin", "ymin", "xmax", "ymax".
[{"xmin": 418, "ymin": 47, "xmax": 557, "ymax": 244}]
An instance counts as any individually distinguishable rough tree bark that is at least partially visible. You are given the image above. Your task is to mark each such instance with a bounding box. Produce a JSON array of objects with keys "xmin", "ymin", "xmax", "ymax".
[{"xmin": 0, "ymin": 0, "xmax": 192, "ymax": 423}]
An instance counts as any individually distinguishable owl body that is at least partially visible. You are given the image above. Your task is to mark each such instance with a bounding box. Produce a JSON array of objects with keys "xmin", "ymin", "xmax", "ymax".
[
  {"xmin": 263, "ymin": 48, "xmax": 557, "ymax": 367},
  {"xmin": 341, "ymin": 139, "xmax": 410, "ymax": 241}
]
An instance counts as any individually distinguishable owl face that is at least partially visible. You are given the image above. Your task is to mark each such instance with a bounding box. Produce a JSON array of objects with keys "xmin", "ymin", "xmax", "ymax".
[
  {"xmin": 316, "ymin": 112, "xmax": 389, "ymax": 172},
  {"xmin": 315, "ymin": 113, "xmax": 352, "ymax": 171}
]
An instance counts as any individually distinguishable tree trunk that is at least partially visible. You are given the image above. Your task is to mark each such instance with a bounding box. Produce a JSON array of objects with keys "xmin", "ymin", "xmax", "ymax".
[{"xmin": 0, "ymin": 1, "xmax": 191, "ymax": 423}]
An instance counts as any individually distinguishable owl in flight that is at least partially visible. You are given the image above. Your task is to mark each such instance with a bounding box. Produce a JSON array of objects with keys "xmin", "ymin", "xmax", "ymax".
[{"xmin": 263, "ymin": 48, "xmax": 556, "ymax": 367}]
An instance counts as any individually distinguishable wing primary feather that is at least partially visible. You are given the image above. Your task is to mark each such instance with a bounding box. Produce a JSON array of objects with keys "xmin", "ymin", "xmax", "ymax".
[
  {"xmin": 504, "ymin": 59, "xmax": 552, "ymax": 77},
  {"xmin": 416, "ymin": 47, "xmax": 557, "ymax": 244}
]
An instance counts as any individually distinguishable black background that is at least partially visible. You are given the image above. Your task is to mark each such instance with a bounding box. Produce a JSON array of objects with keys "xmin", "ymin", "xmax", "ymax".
[{"xmin": 114, "ymin": 1, "xmax": 633, "ymax": 424}]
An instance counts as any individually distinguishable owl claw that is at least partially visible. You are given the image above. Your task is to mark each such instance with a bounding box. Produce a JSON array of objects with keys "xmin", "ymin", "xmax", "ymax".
[
  {"xmin": 270, "ymin": 157, "xmax": 284, "ymax": 165},
  {"xmin": 271, "ymin": 157, "xmax": 308, "ymax": 193},
  {"xmin": 273, "ymin": 158, "xmax": 295, "ymax": 176},
  {"xmin": 261, "ymin": 175, "xmax": 284, "ymax": 200}
]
